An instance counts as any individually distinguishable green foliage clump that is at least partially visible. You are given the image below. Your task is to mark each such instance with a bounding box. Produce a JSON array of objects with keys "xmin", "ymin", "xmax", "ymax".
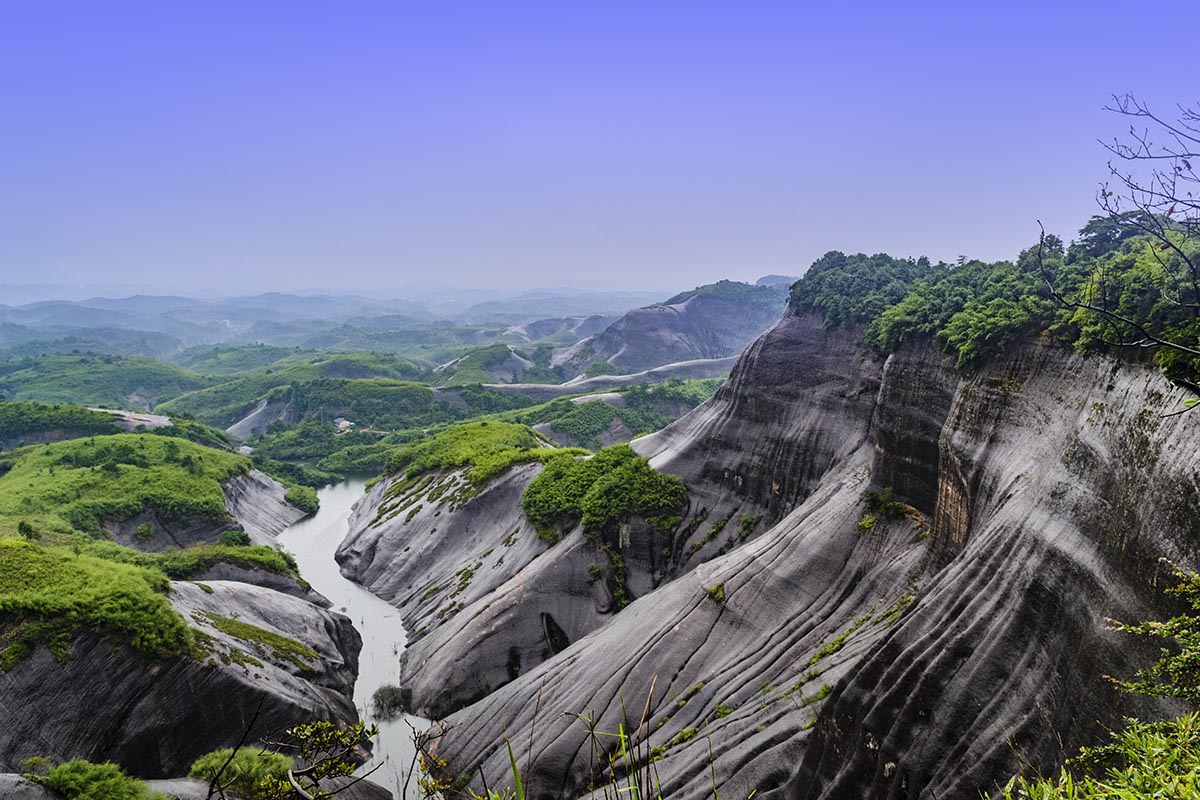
[
  {"xmin": 549, "ymin": 400, "xmax": 617, "ymax": 449},
  {"xmin": 0, "ymin": 433, "xmax": 248, "ymax": 536},
  {"xmin": 864, "ymin": 488, "xmax": 906, "ymax": 519},
  {"xmin": 254, "ymin": 719, "xmax": 380, "ymax": 800},
  {"xmin": 189, "ymin": 748, "xmax": 294, "ymax": 798},
  {"xmin": 1108, "ymin": 560, "xmax": 1200, "ymax": 703},
  {"xmin": 77, "ymin": 539, "xmax": 298, "ymax": 580},
  {"xmin": 37, "ymin": 758, "xmax": 167, "ymax": 800},
  {"xmin": 217, "ymin": 529, "xmax": 250, "ymax": 547},
  {"xmin": 0, "ymin": 538, "xmax": 190, "ymax": 668},
  {"xmin": 371, "ymin": 684, "xmax": 407, "ymax": 719},
  {"xmin": 0, "ymin": 354, "xmax": 209, "ymax": 409},
  {"xmin": 671, "ymin": 728, "xmax": 698, "ymax": 746},
  {"xmin": 284, "ymin": 485, "xmax": 319, "ymax": 514},
  {"xmin": 520, "ymin": 444, "xmax": 687, "ymax": 540},
  {"xmin": 999, "ymin": 713, "xmax": 1200, "ymax": 799},
  {"xmin": 387, "ymin": 420, "xmax": 583, "ymax": 486},
  {"xmin": 706, "ymin": 583, "xmax": 726, "ymax": 604},
  {"xmin": 788, "ymin": 220, "xmax": 1200, "ymax": 383},
  {"xmin": 789, "ymin": 251, "xmax": 935, "ymax": 328},
  {"xmin": 0, "ymin": 402, "xmax": 119, "ymax": 447}
]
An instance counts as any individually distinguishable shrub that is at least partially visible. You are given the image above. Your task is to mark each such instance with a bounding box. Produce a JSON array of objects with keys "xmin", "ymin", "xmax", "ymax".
[
  {"xmin": 707, "ymin": 583, "xmax": 726, "ymax": 604},
  {"xmin": 188, "ymin": 747, "xmax": 293, "ymax": 798},
  {"xmin": 41, "ymin": 759, "xmax": 167, "ymax": 800},
  {"xmin": 284, "ymin": 485, "xmax": 319, "ymax": 515},
  {"xmin": 134, "ymin": 522, "xmax": 155, "ymax": 542},
  {"xmin": 217, "ymin": 529, "xmax": 251, "ymax": 547},
  {"xmin": 372, "ymin": 684, "xmax": 407, "ymax": 719},
  {"xmin": 521, "ymin": 444, "xmax": 687, "ymax": 540}
]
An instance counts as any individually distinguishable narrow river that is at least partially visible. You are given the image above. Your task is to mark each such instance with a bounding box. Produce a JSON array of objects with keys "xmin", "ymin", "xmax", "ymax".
[{"xmin": 277, "ymin": 479, "xmax": 427, "ymax": 800}]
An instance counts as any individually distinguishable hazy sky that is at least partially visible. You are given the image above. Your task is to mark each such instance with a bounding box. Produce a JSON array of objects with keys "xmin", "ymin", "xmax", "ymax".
[{"xmin": 2, "ymin": 1, "xmax": 1197, "ymax": 296}]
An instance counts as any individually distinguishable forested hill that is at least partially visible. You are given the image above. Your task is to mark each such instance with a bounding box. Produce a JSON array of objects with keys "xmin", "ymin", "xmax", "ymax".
[{"xmin": 789, "ymin": 214, "xmax": 1200, "ymax": 384}]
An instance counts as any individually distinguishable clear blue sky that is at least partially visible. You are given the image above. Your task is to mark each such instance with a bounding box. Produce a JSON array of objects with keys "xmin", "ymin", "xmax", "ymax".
[{"xmin": 2, "ymin": 1, "xmax": 1197, "ymax": 295}]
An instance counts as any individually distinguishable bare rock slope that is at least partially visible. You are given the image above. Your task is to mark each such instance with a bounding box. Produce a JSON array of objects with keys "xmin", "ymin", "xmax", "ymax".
[{"xmin": 348, "ymin": 309, "xmax": 1198, "ymax": 799}]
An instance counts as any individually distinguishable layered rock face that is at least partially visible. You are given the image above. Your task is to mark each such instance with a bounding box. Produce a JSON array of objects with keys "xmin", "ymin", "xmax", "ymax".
[
  {"xmin": 552, "ymin": 289, "xmax": 785, "ymax": 375},
  {"xmin": 357, "ymin": 310, "xmax": 1197, "ymax": 799},
  {"xmin": 0, "ymin": 580, "xmax": 362, "ymax": 778}
]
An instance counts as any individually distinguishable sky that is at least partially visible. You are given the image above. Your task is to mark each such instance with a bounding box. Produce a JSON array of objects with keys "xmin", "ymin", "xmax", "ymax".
[{"xmin": 1, "ymin": 1, "xmax": 1198, "ymax": 297}]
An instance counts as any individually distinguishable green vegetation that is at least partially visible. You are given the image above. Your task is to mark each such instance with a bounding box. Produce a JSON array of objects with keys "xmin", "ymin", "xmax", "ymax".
[
  {"xmin": 0, "ymin": 538, "xmax": 190, "ymax": 668},
  {"xmin": 671, "ymin": 728, "xmax": 698, "ymax": 745},
  {"xmin": 706, "ymin": 583, "xmax": 726, "ymax": 604},
  {"xmin": 0, "ymin": 433, "xmax": 248, "ymax": 537},
  {"xmin": 664, "ymin": 279, "xmax": 788, "ymax": 313},
  {"xmin": 737, "ymin": 514, "xmax": 762, "ymax": 541},
  {"xmin": 1000, "ymin": 562, "xmax": 1200, "ymax": 797},
  {"xmin": 371, "ymin": 684, "xmax": 407, "ymax": 719},
  {"xmin": 807, "ymin": 615, "xmax": 870, "ymax": 667},
  {"xmin": 189, "ymin": 748, "xmax": 294, "ymax": 798},
  {"xmin": 787, "ymin": 219, "xmax": 1200, "ymax": 381},
  {"xmin": 438, "ymin": 343, "xmax": 521, "ymax": 386},
  {"xmin": 76, "ymin": 539, "xmax": 298, "ymax": 581},
  {"xmin": 173, "ymin": 343, "xmax": 302, "ymax": 375},
  {"xmin": 864, "ymin": 487, "xmax": 906, "ymax": 519},
  {"xmin": 387, "ymin": 420, "xmax": 584, "ymax": 486},
  {"xmin": 32, "ymin": 758, "xmax": 168, "ymax": 800},
  {"xmin": 520, "ymin": 444, "xmax": 687, "ymax": 540},
  {"xmin": 503, "ymin": 379, "xmax": 723, "ymax": 452},
  {"xmin": 0, "ymin": 354, "xmax": 209, "ymax": 408},
  {"xmin": 999, "ymin": 714, "xmax": 1200, "ymax": 798},
  {"xmin": 284, "ymin": 485, "xmax": 319, "ymax": 514},
  {"xmin": 193, "ymin": 610, "xmax": 317, "ymax": 671},
  {"xmin": 0, "ymin": 402, "xmax": 118, "ymax": 446}
]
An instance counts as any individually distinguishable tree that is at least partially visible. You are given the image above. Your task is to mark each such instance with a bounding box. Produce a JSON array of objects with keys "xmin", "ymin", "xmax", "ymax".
[{"xmin": 1036, "ymin": 94, "xmax": 1200, "ymax": 399}]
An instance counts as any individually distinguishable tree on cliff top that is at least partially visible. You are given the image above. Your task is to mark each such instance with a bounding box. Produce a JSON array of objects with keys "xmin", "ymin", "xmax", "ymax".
[{"xmin": 1036, "ymin": 94, "xmax": 1200, "ymax": 394}]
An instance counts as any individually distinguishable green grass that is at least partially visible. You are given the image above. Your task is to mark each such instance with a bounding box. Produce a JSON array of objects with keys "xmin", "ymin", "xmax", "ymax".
[
  {"xmin": 75, "ymin": 539, "xmax": 298, "ymax": 580},
  {"xmin": 0, "ymin": 402, "xmax": 119, "ymax": 446},
  {"xmin": 386, "ymin": 420, "xmax": 585, "ymax": 486},
  {"xmin": 1000, "ymin": 713, "xmax": 1200, "ymax": 799},
  {"xmin": 0, "ymin": 433, "xmax": 249, "ymax": 537},
  {"xmin": 0, "ymin": 354, "xmax": 210, "ymax": 409},
  {"xmin": 0, "ymin": 538, "xmax": 191, "ymax": 667}
]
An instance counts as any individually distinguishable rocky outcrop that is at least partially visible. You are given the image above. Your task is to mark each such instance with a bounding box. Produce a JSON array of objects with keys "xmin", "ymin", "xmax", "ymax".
[
  {"xmin": 144, "ymin": 776, "xmax": 393, "ymax": 800},
  {"xmin": 104, "ymin": 469, "xmax": 306, "ymax": 552},
  {"xmin": 226, "ymin": 398, "xmax": 298, "ymax": 440},
  {"xmin": 551, "ymin": 283, "xmax": 787, "ymax": 375},
  {"xmin": 485, "ymin": 356, "xmax": 738, "ymax": 402},
  {"xmin": 0, "ymin": 581, "xmax": 362, "ymax": 779},
  {"xmin": 0, "ymin": 775, "xmax": 55, "ymax": 799},
  {"xmin": 223, "ymin": 469, "xmax": 309, "ymax": 543},
  {"xmin": 377, "ymin": 310, "xmax": 1197, "ymax": 800}
]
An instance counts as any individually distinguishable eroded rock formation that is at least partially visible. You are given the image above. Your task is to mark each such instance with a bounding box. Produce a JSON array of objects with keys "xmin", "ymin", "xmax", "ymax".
[{"xmin": 347, "ymin": 310, "xmax": 1198, "ymax": 799}]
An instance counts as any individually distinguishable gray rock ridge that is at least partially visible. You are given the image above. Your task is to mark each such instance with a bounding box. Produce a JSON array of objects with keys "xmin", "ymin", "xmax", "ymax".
[
  {"xmin": 551, "ymin": 289, "xmax": 786, "ymax": 375},
  {"xmin": 0, "ymin": 581, "xmax": 362, "ymax": 779},
  {"xmin": 337, "ymin": 314, "xmax": 885, "ymax": 721},
  {"xmin": 0, "ymin": 775, "xmax": 55, "ymax": 799},
  {"xmin": 403, "ymin": 310, "xmax": 1196, "ymax": 800},
  {"xmin": 223, "ymin": 468, "xmax": 309, "ymax": 544},
  {"xmin": 479, "ymin": 356, "xmax": 738, "ymax": 402},
  {"xmin": 143, "ymin": 775, "xmax": 393, "ymax": 800}
]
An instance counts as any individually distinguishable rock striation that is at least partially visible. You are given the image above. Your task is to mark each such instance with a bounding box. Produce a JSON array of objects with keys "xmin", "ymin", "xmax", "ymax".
[
  {"xmin": 349, "ymin": 309, "xmax": 1199, "ymax": 799},
  {"xmin": 551, "ymin": 284, "xmax": 786, "ymax": 376}
]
